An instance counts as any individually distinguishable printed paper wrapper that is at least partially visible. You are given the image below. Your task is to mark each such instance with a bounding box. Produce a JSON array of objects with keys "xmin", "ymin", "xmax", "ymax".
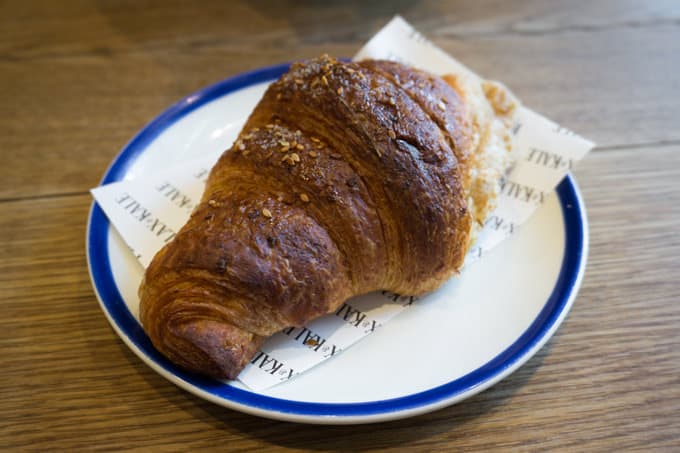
[{"xmin": 91, "ymin": 16, "xmax": 595, "ymax": 391}]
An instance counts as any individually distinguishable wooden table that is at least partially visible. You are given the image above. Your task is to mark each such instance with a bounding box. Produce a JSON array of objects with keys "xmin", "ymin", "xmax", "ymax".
[{"xmin": 2, "ymin": 1, "xmax": 679, "ymax": 450}]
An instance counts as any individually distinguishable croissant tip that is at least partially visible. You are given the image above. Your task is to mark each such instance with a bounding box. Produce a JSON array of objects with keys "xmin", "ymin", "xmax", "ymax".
[{"xmin": 165, "ymin": 318, "xmax": 263, "ymax": 381}]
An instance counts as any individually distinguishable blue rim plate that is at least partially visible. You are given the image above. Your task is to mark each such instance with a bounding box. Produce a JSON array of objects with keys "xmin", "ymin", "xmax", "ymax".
[{"xmin": 86, "ymin": 63, "xmax": 588, "ymax": 424}]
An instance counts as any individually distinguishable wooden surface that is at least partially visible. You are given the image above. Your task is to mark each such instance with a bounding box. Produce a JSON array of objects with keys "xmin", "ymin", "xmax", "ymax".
[{"xmin": 2, "ymin": 1, "xmax": 679, "ymax": 450}]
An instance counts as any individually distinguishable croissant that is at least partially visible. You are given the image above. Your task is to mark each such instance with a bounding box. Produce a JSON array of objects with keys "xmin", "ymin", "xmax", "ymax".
[{"xmin": 139, "ymin": 55, "xmax": 517, "ymax": 379}]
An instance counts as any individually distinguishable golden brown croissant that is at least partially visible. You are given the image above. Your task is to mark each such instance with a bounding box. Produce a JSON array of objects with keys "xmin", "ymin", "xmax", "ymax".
[{"xmin": 139, "ymin": 56, "xmax": 517, "ymax": 379}]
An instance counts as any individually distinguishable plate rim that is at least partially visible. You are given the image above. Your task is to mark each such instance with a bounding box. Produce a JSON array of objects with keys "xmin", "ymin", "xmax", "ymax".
[{"xmin": 86, "ymin": 62, "xmax": 589, "ymax": 424}]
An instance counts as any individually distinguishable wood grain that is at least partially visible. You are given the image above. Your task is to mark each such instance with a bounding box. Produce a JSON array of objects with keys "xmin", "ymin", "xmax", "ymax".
[
  {"xmin": 2, "ymin": 1, "xmax": 680, "ymax": 199},
  {"xmin": 1, "ymin": 1, "xmax": 679, "ymax": 450},
  {"xmin": 2, "ymin": 145, "xmax": 679, "ymax": 450}
]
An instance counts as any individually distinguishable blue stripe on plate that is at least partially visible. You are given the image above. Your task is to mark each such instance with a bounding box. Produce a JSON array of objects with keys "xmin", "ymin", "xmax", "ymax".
[{"xmin": 87, "ymin": 63, "xmax": 586, "ymax": 420}]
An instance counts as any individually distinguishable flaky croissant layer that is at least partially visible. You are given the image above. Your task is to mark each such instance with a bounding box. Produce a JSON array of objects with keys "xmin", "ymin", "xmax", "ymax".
[{"xmin": 139, "ymin": 56, "xmax": 517, "ymax": 379}]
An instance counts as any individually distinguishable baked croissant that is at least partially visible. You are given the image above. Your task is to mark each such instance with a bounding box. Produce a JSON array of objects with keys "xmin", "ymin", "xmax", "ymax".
[{"xmin": 139, "ymin": 56, "xmax": 517, "ymax": 379}]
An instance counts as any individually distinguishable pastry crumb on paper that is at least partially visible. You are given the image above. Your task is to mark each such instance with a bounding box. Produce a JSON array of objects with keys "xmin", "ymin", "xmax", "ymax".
[{"xmin": 91, "ymin": 16, "xmax": 594, "ymax": 391}]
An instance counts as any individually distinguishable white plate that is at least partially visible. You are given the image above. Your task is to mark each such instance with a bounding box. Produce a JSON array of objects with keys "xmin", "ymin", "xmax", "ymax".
[{"xmin": 87, "ymin": 63, "xmax": 588, "ymax": 424}]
